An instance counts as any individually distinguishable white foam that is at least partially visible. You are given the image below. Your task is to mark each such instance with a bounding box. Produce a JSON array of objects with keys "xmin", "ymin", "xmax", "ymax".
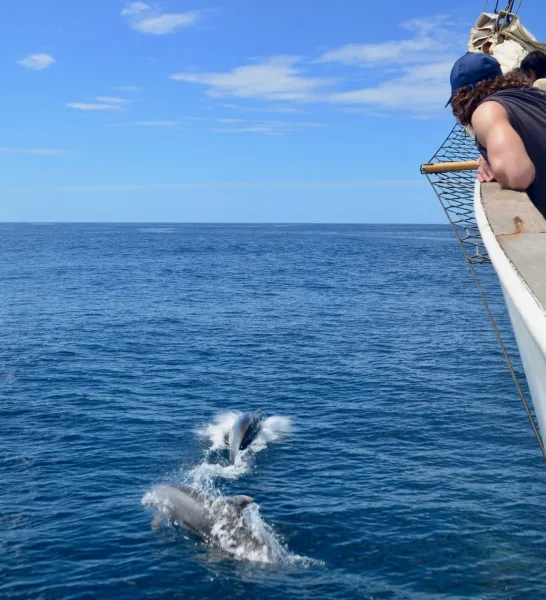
[
  {"xmin": 143, "ymin": 486, "xmax": 316, "ymax": 566},
  {"xmin": 260, "ymin": 415, "xmax": 292, "ymax": 443},
  {"xmin": 142, "ymin": 411, "xmax": 319, "ymax": 566},
  {"xmin": 188, "ymin": 457, "xmax": 251, "ymax": 486},
  {"xmin": 196, "ymin": 411, "xmax": 240, "ymax": 451},
  {"xmin": 195, "ymin": 411, "xmax": 292, "ymax": 479}
]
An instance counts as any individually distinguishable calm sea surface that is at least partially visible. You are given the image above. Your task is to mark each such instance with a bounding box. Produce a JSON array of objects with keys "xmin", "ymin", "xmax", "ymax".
[{"xmin": 1, "ymin": 223, "xmax": 545, "ymax": 599}]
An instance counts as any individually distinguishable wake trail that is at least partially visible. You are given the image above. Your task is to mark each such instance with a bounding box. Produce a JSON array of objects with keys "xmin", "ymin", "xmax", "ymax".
[{"xmin": 143, "ymin": 411, "xmax": 320, "ymax": 565}]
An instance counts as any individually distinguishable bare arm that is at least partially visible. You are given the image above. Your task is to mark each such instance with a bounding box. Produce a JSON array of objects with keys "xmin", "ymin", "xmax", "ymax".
[
  {"xmin": 477, "ymin": 156, "xmax": 495, "ymax": 183},
  {"xmin": 471, "ymin": 101, "xmax": 535, "ymax": 191}
]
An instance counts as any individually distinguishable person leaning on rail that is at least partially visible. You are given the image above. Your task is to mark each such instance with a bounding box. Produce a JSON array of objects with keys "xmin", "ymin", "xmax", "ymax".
[
  {"xmin": 520, "ymin": 50, "xmax": 546, "ymax": 91},
  {"xmin": 448, "ymin": 52, "xmax": 546, "ymax": 218}
]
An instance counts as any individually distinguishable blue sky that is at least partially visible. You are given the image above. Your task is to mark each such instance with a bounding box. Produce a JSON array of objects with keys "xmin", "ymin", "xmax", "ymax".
[{"xmin": 2, "ymin": 0, "xmax": 545, "ymax": 222}]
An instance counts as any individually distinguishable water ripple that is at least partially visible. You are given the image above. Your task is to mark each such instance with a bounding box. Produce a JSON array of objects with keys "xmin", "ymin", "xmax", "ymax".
[{"xmin": 1, "ymin": 224, "xmax": 545, "ymax": 599}]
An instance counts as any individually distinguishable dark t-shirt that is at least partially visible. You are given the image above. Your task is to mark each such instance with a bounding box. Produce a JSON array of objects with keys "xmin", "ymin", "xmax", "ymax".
[{"xmin": 477, "ymin": 87, "xmax": 546, "ymax": 217}]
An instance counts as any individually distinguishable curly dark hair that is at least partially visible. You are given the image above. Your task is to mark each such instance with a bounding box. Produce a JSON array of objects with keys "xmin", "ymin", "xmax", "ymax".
[
  {"xmin": 451, "ymin": 71, "xmax": 529, "ymax": 126},
  {"xmin": 521, "ymin": 50, "xmax": 546, "ymax": 80}
]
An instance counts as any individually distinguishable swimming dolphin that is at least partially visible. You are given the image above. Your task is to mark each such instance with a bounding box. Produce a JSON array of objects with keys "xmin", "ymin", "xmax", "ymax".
[
  {"xmin": 147, "ymin": 484, "xmax": 272, "ymax": 560},
  {"xmin": 228, "ymin": 410, "xmax": 262, "ymax": 463}
]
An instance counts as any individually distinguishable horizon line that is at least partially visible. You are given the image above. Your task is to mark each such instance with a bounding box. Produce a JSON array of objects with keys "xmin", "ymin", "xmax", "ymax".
[{"xmin": 0, "ymin": 220, "xmax": 450, "ymax": 226}]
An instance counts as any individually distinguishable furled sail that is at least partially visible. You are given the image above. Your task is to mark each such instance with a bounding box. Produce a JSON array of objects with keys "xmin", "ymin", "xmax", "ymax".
[{"xmin": 468, "ymin": 11, "xmax": 546, "ymax": 72}]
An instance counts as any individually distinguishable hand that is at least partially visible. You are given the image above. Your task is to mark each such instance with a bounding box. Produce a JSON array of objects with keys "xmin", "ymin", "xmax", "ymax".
[{"xmin": 477, "ymin": 156, "xmax": 495, "ymax": 183}]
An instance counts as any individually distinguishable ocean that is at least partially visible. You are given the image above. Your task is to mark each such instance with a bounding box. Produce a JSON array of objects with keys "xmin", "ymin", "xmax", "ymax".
[{"xmin": 2, "ymin": 223, "xmax": 545, "ymax": 599}]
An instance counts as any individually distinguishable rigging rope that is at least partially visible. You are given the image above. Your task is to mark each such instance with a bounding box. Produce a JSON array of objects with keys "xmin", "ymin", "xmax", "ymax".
[{"xmin": 424, "ymin": 125, "xmax": 546, "ymax": 460}]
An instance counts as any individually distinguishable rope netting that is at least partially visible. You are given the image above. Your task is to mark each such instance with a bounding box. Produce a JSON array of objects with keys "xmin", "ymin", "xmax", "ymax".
[
  {"xmin": 422, "ymin": 124, "xmax": 546, "ymax": 460},
  {"xmin": 424, "ymin": 125, "xmax": 489, "ymax": 264}
]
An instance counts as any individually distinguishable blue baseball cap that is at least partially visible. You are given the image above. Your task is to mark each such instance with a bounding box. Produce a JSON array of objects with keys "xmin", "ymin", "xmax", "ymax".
[{"xmin": 446, "ymin": 52, "xmax": 502, "ymax": 106}]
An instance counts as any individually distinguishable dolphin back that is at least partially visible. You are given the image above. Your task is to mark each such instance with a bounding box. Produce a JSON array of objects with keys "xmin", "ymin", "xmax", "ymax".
[
  {"xmin": 240, "ymin": 410, "xmax": 262, "ymax": 451},
  {"xmin": 152, "ymin": 484, "xmax": 213, "ymax": 538},
  {"xmin": 229, "ymin": 495, "xmax": 255, "ymax": 510},
  {"xmin": 228, "ymin": 410, "xmax": 262, "ymax": 463}
]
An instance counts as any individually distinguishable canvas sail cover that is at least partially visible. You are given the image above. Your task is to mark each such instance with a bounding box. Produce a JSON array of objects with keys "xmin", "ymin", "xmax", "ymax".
[{"xmin": 468, "ymin": 11, "xmax": 546, "ymax": 73}]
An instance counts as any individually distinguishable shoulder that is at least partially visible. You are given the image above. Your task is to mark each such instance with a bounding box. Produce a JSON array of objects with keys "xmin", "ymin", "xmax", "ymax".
[
  {"xmin": 486, "ymin": 87, "xmax": 546, "ymax": 104},
  {"xmin": 472, "ymin": 99, "xmax": 509, "ymax": 129}
]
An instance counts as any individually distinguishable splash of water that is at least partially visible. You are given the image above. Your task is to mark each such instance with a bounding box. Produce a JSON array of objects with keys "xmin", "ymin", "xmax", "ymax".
[
  {"xmin": 142, "ymin": 486, "xmax": 314, "ymax": 566},
  {"xmin": 196, "ymin": 411, "xmax": 240, "ymax": 452},
  {"xmin": 142, "ymin": 411, "xmax": 316, "ymax": 565},
  {"xmin": 196, "ymin": 412, "xmax": 291, "ymax": 466},
  {"xmin": 191, "ymin": 412, "xmax": 291, "ymax": 484}
]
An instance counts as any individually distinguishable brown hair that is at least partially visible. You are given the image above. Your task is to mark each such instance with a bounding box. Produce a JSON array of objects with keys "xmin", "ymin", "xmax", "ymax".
[{"xmin": 451, "ymin": 71, "xmax": 529, "ymax": 126}]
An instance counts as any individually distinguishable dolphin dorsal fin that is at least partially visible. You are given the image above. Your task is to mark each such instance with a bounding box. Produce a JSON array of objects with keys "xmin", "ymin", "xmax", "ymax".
[{"xmin": 230, "ymin": 495, "xmax": 255, "ymax": 509}]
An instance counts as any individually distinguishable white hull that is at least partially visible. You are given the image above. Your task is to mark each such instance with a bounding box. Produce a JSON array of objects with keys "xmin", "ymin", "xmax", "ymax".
[{"xmin": 475, "ymin": 181, "xmax": 546, "ymax": 441}]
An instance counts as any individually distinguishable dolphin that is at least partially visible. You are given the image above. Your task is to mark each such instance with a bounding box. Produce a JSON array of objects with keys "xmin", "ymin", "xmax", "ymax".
[
  {"xmin": 228, "ymin": 410, "xmax": 262, "ymax": 463},
  {"xmin": 147, "ymin": 484, "xmax": 272, "ymax": 560}
]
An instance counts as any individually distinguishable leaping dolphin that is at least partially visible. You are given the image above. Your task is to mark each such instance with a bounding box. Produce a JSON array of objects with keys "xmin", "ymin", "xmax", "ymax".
[
  {"xmin": 147, "ymin": 484, "xmax": 272, "ymax": 560},
  {"xmin": 228, "ymin": 410, "xmax": 262, "ymax": 463}
]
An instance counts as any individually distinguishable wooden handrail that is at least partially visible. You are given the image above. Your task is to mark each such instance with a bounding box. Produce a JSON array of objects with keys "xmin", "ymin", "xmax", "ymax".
[{"xmin": 421, "ymin": 160, "xmax": 479, "ymax": 174}]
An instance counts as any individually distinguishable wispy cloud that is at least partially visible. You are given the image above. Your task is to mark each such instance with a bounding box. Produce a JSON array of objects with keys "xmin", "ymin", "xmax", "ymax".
[
  {"xmin": 120, "ymin": 2, "xmax": 149, "ymax": 18},
  {"xmin": 121, "ymin": 2, "xmax": 200, "ymax": 35},
  {"xmin": 170, "ymin": 56, "xmax": 334, "ymax": 101},
  {"xmin": 6, "ymin": 180, "xmax": 427, "ymax": 193},
  {"xmin": 108, "ymin": 116, "xmax": 323, "ymax": 134},
  {"xmin": 135, "ymin": 121, "xmax": 183, "ymax": 126},
  {"xmin": 329, "ymin": 61, "xmax": 453, "ymax": 112},
  {"xmin": 96, "ymin": 96, "xmax": 131, "ymax": 104},
  {"xmin": 17, "ymin": 53, "xmax": 55, "ymax": 71},
  {"xmin": 319, "ymin": 16, "xmax": 460, "ymax": 113},
  {"xmin": 0, "ymin": 147, "xmax": 67, "ymax": 156},
  {"xmin": 168, "ymin": 15, "xmax": 460, "ymax": 116},
  {"xmin": 109, "ymin": 121, "xmax": 184, "ymax": 127},
  {"xmin": 66, "ymin": 95, "xmax": 132, "ymax": 111},
  {"xmin": 317, "ymin": 17, "xmax": 454, "ymax": 66},
  {"xmin": 66, "ymin": 103, "xmax": 123, "ymax": 111},
  {"xmin": 210, "ymin": 119, "xmax": 327, "ymax": 135},
  {"xmin": 221, "ymin": 103, "xmax": 306, "ymax": 114}
]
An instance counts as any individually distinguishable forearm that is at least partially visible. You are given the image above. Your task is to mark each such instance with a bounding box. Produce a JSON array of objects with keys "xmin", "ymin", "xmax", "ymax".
[{"xmin": 490, "ymin": 159, "xmax": 535, "ymax": 191}]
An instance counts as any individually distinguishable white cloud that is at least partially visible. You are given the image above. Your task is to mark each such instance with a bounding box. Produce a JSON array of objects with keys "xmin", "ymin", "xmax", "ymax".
[
  {"xmin": 170, "ymin": 56, "xmax": 334, "ymax": 101},
  {"xmin": 134, "ymin": 13, "xmax": 199, "ymax": 34},
  {"xmin": 111, "ymin": 121, "xmax": 184, "ymax": 127},
  {"xmin": 168, "ymin": 14, "xmax": 460, "ymax": 116},
  {"xmin": 0, "ymin": 147, "xmax": 66, "ymax": 156},
  {"xmin": 167, "ymin": 16, "xmax": 459, "ymax": 114},
  {"xmin": 210, "ymin": 119, "xmax": 327, "ymax": 135},
  {"xmin": 329, "ymin": 61, "xmax": 453, "ymax": 112},
  {"xmin": 121, "ymin": 2, "xmax": 149, "ymax": 17},
  {"xmin": 66, "ymin": 95, "xmax": 132, "ymax": 111},
  {"xmin": 108, "ymin": 117, "xmax": 322, "ymax": 133},
  {"xmin": 136, "ymin": 121, "xmax": 183, "ymax": 126},
  {"xmin": 17, "ymin": 53, "xmax": 55, "ymax": 71},
  {"xmin": 7, "ymin": 180, "xmax": 426, "ymax": 193},
  {"xmin": 318, "ymin": 38, "xmax": 439, "ymax": 66},
  {"xmin": 318, "ymin": 16, "xmax": 459, "ymax": 66},
  {"xmin": 318, "ymin": 15, "xmax": 460, "ymax": 114},
  {"xmin": 221, "ymin": 103, "xmax": 306, "ymax": 114},
  {"xmin": 66, "ymin": 103, "xmax": 123, "ymax": 111},
  {"xmin": 96, "ymin": 96, "xmax": 131, "ymax": 104},
  {"xmin": 121, "ymin": 3, "xmax": 200, "ymax": 35}
]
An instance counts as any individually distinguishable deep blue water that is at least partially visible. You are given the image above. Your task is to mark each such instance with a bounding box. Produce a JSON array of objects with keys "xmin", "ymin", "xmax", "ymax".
[{"xmin": 2, "ymin": 223, "xmax": 546, "ymax": 599}]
